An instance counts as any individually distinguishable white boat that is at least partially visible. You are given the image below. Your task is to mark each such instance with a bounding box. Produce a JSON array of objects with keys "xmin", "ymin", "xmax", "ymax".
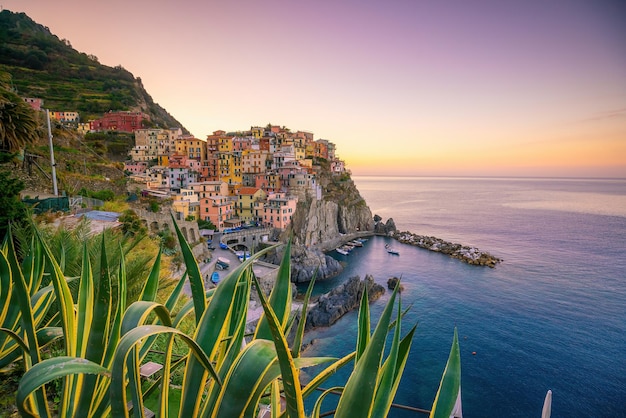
[
  {"xmin": 387, "ymin": 249, "xmax": 400, "ymax": 255},
  {"xmin": 349, "ymin": 240, "xmax": 363, "ymax": 247},
  {"xmin": 336, "ymin": 248, "xmax": 349, "ymax": 256},
  {"xmin": 216, "ymin": 257, "xmax": 230, "ymax": 269}
]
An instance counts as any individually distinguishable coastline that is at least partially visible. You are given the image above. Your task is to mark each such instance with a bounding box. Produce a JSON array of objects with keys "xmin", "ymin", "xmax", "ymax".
[{"xmin": 328, "ymin": 228, "xmax": 501, "ymax": 268}]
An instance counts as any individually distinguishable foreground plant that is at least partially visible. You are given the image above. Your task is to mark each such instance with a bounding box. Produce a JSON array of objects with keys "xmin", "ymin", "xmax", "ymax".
[{"xmin": 3, "ymin": 215, "xmax": 486, "ymax": 417}]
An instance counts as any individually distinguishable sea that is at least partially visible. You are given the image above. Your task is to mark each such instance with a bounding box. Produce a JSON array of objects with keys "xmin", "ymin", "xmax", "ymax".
[{"xmin": 300, "ymin": 176, "xmax": 626, "ymax": 418}]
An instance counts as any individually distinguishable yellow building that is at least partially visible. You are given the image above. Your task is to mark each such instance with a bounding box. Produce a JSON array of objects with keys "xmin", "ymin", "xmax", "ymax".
[
  {"xmin": 236, "ymin": 187, "xmax": 267, "ymax": 223},
  {"xmin": 176, "ymin": 137, "xmax": 207, "ymax": 162},
  {"xmin": 172, "ymin": 188, "xmax": 200, "ymax": 221}
]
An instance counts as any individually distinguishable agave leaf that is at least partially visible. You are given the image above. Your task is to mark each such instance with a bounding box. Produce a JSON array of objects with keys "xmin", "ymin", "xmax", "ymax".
[
  {"xmin": 301, "ymin": 351, "xmax": 356, "ymax": 399},
  {"xmin": 36, "ymin": 327, "xmax": 64, "ymax": 348},
  {"xmin": 253, "ymin": 274, "xmax": 305, "ymax": 418},
  {"xmin": 122, "ymin": 301, "xmax": 173, "ymax": 334},
  {"xmin": 172, "ymin": 287, "xmax": 216, "ymax": 328},
  {"xmin": 111, "ymin": 325, "xmax": 220, "ymax": 418},
  {"xmin": 16, "ymin": 356, "xmax": 109, "ymax": 418},
  {"xmin": 542, "ymin": 390, "xmax": 552, "ymax": 418},
  {"xmin": 334, "ymin": 284, "xmax": 400, "ymax": 417},
  {"xmin": 140, "ymin": 245, "xmax": 162, "ymax": 302},
  {"xmin": 74, "ymin": 239, "xmax": 117, "ymax": 417},
  {"xmin": 6, "ymin": 230, "xmax": 50, "ymax": 417},
  {"xmin": 0, "ymin": 327, "xmax": 29, "ymax": 352},
  {"xmin": 170, "ymin": 213, "xmax": 206, "ymax": 323},
  {"xmin": 164, "ymin": 270, "xmax": 188, "ymax": 313},
  {"xmin": 254, "ymin": 240, "xmax": 292, "ymax": 340},
  {"xmin": 179, "ymin": 247, "xmax": 274, "ymax": 417},
  {"xmin": 211, "ymin": 339, "xmax": 279, "ymax": 418},
  {"xmin": 311, "ymin": 386, "xmax": 344, "ymax": 418},
  {"xmin": 372, "ymin": 294, "xmax": 417, "ymax": 418},
  {"xmin": 429, "ymin": 327, "xmax": 462, "ymax": 418},
  {"xmin": 76, "ymin": 244, "xmax": 93, "ymax": 358},
  {"xmin": 158, "ymin": 333, "xmax": 177, "ymax": 418},
  {"xmin": 0, "ymin": 249, "xmax": 15, "ymax": 341},
  {"xmin": 270, "ymin": 379, "xmax": 281, "ymax": 418},
  {"xmin": 291, "ymin": 273, "xmax": 316, "ymax": 359},
  {"xmin": 200, "ymin": 272, "xmax": 252, "ymax": 417},
  {"xmin": 356, "ymin": 284, "xmax": 370, "ymax": 366}
]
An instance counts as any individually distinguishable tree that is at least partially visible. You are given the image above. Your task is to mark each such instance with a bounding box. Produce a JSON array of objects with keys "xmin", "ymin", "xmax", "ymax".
[
  {"xmin": 0, "ymin": 170, "xmax": 27, "ymax": 241},
  {"xmin": 0, "ymin": 73, "xmax": 40, "ymax": 152}
]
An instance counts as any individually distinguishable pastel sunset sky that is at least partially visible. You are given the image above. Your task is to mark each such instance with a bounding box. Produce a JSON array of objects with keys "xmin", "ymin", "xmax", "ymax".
[{"xmin": 4, "ymin": 0, "xmax": 626, "ymax": 177}]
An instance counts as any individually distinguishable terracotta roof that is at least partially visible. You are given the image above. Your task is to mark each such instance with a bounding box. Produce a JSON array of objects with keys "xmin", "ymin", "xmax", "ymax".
[{"xmin": 239, "ymin": 187, "xmax": 260, "ymax": 195}]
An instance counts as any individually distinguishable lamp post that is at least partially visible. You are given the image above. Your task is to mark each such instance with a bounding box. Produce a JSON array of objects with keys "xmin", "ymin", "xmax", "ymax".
[{"xmin": 45, "ymin": 109, "xmax": 59, "ymax": 196}]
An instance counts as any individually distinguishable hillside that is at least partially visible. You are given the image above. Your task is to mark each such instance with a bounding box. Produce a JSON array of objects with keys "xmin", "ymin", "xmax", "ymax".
[{"xmin": 0, "ymin": 9, "xmax": 187, "ymax": 132}]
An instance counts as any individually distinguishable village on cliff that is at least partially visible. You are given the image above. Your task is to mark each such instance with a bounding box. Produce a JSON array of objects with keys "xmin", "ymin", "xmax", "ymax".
[{"xmin": 27, "ymin": 106, "xmax": 500, "ymax": 270}]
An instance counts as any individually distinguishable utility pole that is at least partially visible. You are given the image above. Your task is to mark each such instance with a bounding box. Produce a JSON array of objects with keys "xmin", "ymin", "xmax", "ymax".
[{"xmin": 46, "ymin": 109, "xmax": 59, "ymax": 196}]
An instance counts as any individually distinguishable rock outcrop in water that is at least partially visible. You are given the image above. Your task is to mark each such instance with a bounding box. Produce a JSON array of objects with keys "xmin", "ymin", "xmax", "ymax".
[
  {"xmin": 374, "ymin": 215, "xmax": 397, "ymax": 235},
  {"xmin": 305, "ymin": 275, "xmax": 385, "ymax": 330}
]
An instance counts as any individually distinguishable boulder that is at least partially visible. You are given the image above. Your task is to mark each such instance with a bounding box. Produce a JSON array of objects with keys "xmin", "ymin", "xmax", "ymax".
[
  {"xmin": 305, "ymin": 275, "xmax": 385, "ymax": 330},
  {"xmin": 387, "ymin": 276, "xmax": 404, "ymax": 292}
]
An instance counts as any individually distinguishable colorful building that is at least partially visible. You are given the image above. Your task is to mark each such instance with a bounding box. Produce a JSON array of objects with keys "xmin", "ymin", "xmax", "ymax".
[
  {"xmin": 172, "ymin": 188, "xmax": 200, "ymax": 221},
  {"xmin": 90, "ymin": 111, "xmax": 147, "ymax": 133},
  {"xmin": 260, "ymin": 193, "xmax": 298, "ymax": 229},
  {"xmin": 236, "ymin": 187, "xmax": 267, "ymax": 223}
]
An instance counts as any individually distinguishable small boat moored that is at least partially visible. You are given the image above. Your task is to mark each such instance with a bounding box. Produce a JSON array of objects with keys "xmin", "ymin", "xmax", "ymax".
[
  {"xmin": 387, "ymin": 249, "xmax": 400, "ymax": 255},
  {"xmin": 211, "ymin": 271, "xmax": 220, "ymax": 284},
  {"xmin": 336, "ymin": 248, "xmax": 349, "ymax": 256},
  {"xmin": 216, "ymin": 257, "xmax": 230, "ymax": 270}
]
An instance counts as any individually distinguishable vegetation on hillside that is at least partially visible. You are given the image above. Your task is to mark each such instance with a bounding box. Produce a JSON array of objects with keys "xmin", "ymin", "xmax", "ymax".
[{"xmin": 0, "ymin": 10, "xmax": 187, "ymax": 131}]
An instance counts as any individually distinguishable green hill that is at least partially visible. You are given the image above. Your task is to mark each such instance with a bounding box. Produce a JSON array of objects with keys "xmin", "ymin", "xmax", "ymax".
[{"xmin": 0, "ymin": 9, "xmax": 187, "ymax": 131}]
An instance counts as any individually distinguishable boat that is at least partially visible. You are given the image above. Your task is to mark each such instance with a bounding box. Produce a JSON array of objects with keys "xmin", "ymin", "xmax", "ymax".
[
  {"xmin": 216, "ymin": 257, "xmax": 230, "ymax": 270},
  {"xmin": 349, "ymin": 240, "xmax": 363, "ymax": 247},
  {"xmin": 385, "ymin": 244, "xmax": 390, "ymax": 249},
  {"xmin": 211, "ymin": 271, "xmax": 220, "ymax": 284},
  {"xmin": 236, "ymin": 251, "xmax": 251, "ymax": 261},
  {"xmin": 336, "ymin": 248, "xmax": 349, "ymax": 256},
  {"xmin": 387, "ymin": 249, "xmax": 400, "ymax": 255}
]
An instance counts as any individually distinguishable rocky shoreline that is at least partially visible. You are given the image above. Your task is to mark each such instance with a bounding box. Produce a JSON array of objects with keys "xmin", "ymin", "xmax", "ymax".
[
  {"xmin": 392, "ymin": 230, "xmax": 502, "ymax": 267},
  {"xmin": 374, "ymin": 215, "xmax": 501, "ymax": 268}
]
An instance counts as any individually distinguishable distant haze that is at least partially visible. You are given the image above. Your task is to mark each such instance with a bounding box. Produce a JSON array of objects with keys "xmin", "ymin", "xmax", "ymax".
[{"xmin": 4, "ymin": 0, "xmax": 625, "ymax": 178}]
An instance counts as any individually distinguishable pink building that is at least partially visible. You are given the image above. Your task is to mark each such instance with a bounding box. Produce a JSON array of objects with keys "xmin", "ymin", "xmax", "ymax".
[
  {"xmin": 260, "ymin": 193, "xmax": 298, "ymax": 229},
  {"xmin": 23, "ymin": 97, "xmax": 44, "ymax": 111},
  {"xmin": 124, "ymin": 161, "xmax": 148, "ymax": 174},
  {"xmin": 203, "ymin": 195, "xmax": 236, "ymax": 231}
]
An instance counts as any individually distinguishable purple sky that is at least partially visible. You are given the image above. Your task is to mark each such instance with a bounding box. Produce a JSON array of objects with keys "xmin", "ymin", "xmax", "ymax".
[{"xmin": 3, "ymin": 0, "xmax": 625, "ymax": 177}]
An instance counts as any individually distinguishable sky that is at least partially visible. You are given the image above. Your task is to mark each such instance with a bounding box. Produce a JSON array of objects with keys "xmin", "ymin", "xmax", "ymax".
[{"xmin": 3, "ymin": 0, "xmax": 626, "ymax": 178}]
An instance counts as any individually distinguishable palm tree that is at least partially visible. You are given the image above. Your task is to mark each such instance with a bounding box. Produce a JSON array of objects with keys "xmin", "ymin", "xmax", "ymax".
[{"xmin": 0, "ymin": 72, "xmax": 40, "ymax": 152}]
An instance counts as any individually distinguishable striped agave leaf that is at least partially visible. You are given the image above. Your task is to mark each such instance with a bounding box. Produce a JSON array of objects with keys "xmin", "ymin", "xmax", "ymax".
[
  {"xmin": 333, "ymin": 284, "xmax": 404, "ymax": 418},
  {"xmin": 429, "ymin": 327, "xmax": 463, "ymax": 418},
  {"xmin": 254, "ymin": 239, "xmax": 293, "ymax": 340},
  {"xmin": 252, "ymin": 273, "xmax": 305, "ymax": 417}
]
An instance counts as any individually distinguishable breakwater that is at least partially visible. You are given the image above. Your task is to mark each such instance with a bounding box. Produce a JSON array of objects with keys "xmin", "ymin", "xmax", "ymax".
[{"xmin": 391, "ymin": 230, "xmax": 501, "ymax": 267}]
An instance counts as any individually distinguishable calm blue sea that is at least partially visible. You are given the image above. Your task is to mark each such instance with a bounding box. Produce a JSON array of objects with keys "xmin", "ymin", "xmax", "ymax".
[{"xmin": 301, "ymin": 177, "xmax": 626, "ymax": 418}]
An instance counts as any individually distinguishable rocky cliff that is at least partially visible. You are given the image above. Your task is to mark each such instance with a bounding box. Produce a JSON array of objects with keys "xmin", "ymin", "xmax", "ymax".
[{"xmin": 281, "ymin": 167, "xmax": 375, "ymax": 282}]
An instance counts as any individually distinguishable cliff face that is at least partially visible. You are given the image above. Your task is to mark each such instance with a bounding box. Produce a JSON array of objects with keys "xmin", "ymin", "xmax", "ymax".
[
  {"xmin": 279, "ymin": 170, "xmax": 374, "ymax": 282},
  {"xmin": 290, "ymin": 198, "xmax": 373, "ymax": 250},
  {"xmin": 288, "ymin": 174, "xmax": 374, "ymax": 251}
]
